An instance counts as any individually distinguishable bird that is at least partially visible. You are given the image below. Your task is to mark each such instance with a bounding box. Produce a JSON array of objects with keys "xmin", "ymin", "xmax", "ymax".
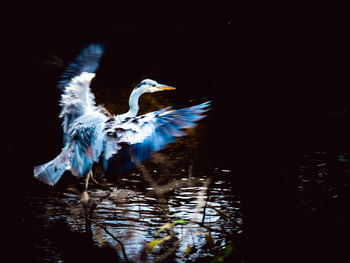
[{"xmin": 33, "ymin": 43, "xmax": 210, "ymax": 186}]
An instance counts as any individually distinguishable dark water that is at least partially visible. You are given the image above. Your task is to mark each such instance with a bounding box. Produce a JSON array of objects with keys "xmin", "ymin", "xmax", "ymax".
[
  {"xmin": 297, "ymin": 149, "xmax": 350, "ymax": 224},
  {"xmin": 19, "ymin": 142, "xmax": 350, "ymax": 263},
  {"xmin": 21, "ymin": 167, "xmax": 240, "ymax": 262}
]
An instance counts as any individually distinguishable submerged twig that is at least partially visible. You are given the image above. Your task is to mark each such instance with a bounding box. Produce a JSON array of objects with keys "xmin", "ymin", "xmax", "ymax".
[
  {"xmin": 206, "ymin": 203, "xmax": 237, "ymax": 222},
  {"xmin": 81, "ymin": 215, "xmax": 129, "ymax": 262},
  {"xmin": 188, "ymin": 164, "xmax": 193, "ymax": 178},
  {"xmin": 133, "ymin": 157, "xmax": 203, "ymax": 196},
  {"xmin": 201, "ymin": 187, "xmax": 210, "ymax": 224},
  {"xmin": 152, "ymin": 240, "xmax": 181, "ymax": 263},
  {"xmin": 178, "ymin": 178, "xmax": 211, "ymax": 254}
]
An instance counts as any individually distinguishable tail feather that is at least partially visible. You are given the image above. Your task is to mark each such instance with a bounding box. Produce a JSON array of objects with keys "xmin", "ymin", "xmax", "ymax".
[
  {"xmin": 33, "ymin": 145, "xmax": 73, "ymax": 186},
  {"xmin": 34, "ymin": 159, "xmax": 66, "ymax": 186}
]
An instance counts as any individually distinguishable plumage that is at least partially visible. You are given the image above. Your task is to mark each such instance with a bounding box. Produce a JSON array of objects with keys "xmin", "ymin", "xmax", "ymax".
[
  {"xmin": 69, "ymin": 111, "xmax": 107, "ymax": 177},
  {"xmin": 34, "ymin": 43, "xmax": 210, "ymax": 186},
  {"xmin": 58, "ymin": 44, "xmax": 105, "ymax": 145},
  {"xmin": 58, "ymin": 43, "xmax": 104, "ymax": 91},
  {"xmin": 34, "ymin": 144, "xmax": 74, "ymax": 185},
  {"xmin": 34, "ymin": 43, "xmax": 107, "ymax": 184},
  {"xmin": 104, "ymin": 101, "xmax": 210, "ymax": 172}
]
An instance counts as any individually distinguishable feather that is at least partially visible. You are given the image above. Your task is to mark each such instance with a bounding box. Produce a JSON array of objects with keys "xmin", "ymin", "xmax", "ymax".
[
  {"xmin": 58, "ymin": 43, "xmax": 105, "ymax": 142},
  {"xmin": 104, "ymin": 101, "xmax": 210, "ymax": 172},
  {"xmin": 34, "ymin": 41, "xmax": 210, "ymax": 186},
  {"xmin": 69, "ymin": 112, "xmax": 107, "ymax": 177},
  {"xmin": 33, "ymin": 144, "xmax": 74, "ymax": 186},
  {"xmin": 58, "ymin": 43, "xmax": 104, "ymax": 91}
]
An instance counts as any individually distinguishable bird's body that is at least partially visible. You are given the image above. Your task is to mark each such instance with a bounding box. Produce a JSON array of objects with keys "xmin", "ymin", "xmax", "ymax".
[{"xmin": 34, "ymin": 43, "xmax": 210, "ymax": 186}]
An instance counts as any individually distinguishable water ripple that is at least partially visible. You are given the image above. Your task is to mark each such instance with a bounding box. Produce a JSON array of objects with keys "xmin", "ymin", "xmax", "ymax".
[{"xmin": 26, "ymin": 173, "xmax": 241, "ymax": 262}]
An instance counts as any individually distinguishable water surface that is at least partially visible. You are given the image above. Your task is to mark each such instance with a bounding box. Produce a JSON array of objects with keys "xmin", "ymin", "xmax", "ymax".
[{"xmin": 23, "ymin": 166, "xmax": 240, "ymax": 262}]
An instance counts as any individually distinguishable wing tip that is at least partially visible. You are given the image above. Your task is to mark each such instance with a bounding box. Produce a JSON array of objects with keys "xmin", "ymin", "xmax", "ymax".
[
  {"xmin": 86, "ymin": 42, "xmax": 105, "ymax": 54},
  {"xmin": 58, "ymin": 42, "xmax": 105, "ymax": 91},
  {"xmin": 199, "ymin": 100, "xmax": 211, "ymax": 108}
]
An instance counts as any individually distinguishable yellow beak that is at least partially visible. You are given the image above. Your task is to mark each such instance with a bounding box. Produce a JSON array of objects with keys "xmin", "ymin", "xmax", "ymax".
[{"xmin": 157, "ymin": 85, "xmax": 176, "ymax": 91}]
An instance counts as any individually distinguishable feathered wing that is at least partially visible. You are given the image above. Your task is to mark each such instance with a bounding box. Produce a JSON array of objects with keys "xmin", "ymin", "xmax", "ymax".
[
  {"xmin": 58, "ymin": 43, "xmax": 105, "ymax": 91},
  {"xmin": 58, "ymin": 43, "xmax": 105, "ymax": 142},
  {"xmin": 104, "ymin": 101, "xmax": 210, "ymax": 173},
  {"xmin": 34, "ymin": 112, "xmax": 108, "ymax": 185},
  {"xmin": 34, "ymin": 43, "xmax": 106, "ymax": 185},
  {"xmin": 68, "ymin": 113, "xmax": 108, "ymax": 177}
]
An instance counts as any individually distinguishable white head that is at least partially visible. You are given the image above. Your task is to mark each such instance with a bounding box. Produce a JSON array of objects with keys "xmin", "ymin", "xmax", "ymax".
[
  {"xmin": 136, "ymin": 79, "xmax": 176, "ymax": 94},
  {"xmin": 124, "ymin": 78, "xmax": 176, "ymax": 117}
]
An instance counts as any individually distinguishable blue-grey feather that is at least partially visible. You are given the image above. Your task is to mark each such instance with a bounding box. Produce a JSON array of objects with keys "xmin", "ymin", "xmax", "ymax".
[
  {"xmin": 58, "ymin": 43, "xmax": 104, "ymax": 91},
  {"xmin": 33, "ymin": 144, "xmax": 74, "ymax": 186},
  {"xmin": 71, "ymin": 143, "xmax": 94, "ymax": 177},
  {"xmin": 105, "ymin": 101, "xmax": 210, "ymax": 174},
  {"xmin": 68, "ymin": 113, "xmax": 106, "ymax": 176},
  {"xmin": 34, "ymin": 160, "xmax": 66, "ymax": 186},
  {"xmin": 130, "ymin": 101, "xmax": 210, "ymax": 163}
]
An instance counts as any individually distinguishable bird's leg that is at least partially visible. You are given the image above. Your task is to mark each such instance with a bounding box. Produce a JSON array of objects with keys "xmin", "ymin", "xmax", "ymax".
[
  {"xmin": 90, "ymin": 171, "xmax": 99, "ymax": 185},
  {"xmin": 82, "ymin": 173, "xmax": 92, "ymax": 236},
  {"xmin": 85, "ymin": 169, "xmax": 100, "ymax": 190},
  {"xmin": 85, "ymin": 170, "xmax": 93, "ymax": 191}
]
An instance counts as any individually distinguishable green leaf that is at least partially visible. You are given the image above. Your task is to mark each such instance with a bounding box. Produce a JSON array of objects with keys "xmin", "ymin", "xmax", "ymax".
[
  {"xmin": 185, "ymin": 243, "xmax": 192, "ymax": 257},
  {"xmin": 338, "ymin": 154, "xmax": 348, "ymax": 162},
  {"xmin": 210, "ymin": 245, "xmax": 234, "ymax": 263},
  {"xmin": 172, "ymin": 219, "xmax": 187, "ymax": 226},
  {"xmin": 147, "ymin": 239, "xmax": 163, "ymax": 252},
  {"xmin": 147, "ymin": 235, "xmax": 172, "ymax": 253},
  {"xmin": 223, "ymin": 244, "xmax": 233, "ymax": 257}
]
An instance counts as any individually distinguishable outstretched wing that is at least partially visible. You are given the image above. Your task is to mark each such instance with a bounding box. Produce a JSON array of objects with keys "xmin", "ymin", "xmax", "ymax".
[
  {"xmin": 58, "ymin": 43, "xmax": 105, "ymax": 142},
  {"xmin": 58, "ymin": 43, "xmax": 105, "ymax": 91},
  {"xmin": 104, "ymin": 101, "xmax": 210, "ymax": 172}
]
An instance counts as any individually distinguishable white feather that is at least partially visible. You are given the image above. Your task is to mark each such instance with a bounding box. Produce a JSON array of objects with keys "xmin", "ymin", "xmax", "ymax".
[{"xmin": 59, "ymin": 72, "xmax": 97, "ymax": 138}]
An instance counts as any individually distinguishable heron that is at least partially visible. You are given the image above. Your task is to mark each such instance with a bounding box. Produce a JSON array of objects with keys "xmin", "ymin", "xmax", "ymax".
[{"xmin": 34, "ymin": 43, "xmax": 210, "ymax": 187}]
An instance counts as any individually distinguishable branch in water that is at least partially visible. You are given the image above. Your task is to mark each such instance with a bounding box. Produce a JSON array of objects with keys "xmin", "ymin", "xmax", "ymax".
[
  {"xmin": 134, "ymin": 160, "xmax": 204, "ymax": 196},
  {"xmin": 81, "ymin": 215, "xmax": 129, "ymax": 263}
]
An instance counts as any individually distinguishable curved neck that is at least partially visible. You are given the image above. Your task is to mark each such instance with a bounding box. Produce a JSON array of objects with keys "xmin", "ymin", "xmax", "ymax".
[{"xmin": 125, "ymin": 87, "xmax": 144, "ymax": 117}]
